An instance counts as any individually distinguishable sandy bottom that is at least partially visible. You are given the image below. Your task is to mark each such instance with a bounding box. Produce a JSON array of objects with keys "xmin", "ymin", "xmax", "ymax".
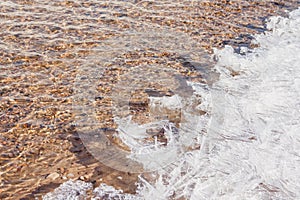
[{"xmin": 0, "ymin": 0, "xmax": 299, "ymax": 199}]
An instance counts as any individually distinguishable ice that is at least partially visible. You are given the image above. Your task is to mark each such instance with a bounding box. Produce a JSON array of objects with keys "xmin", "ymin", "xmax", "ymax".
[
  {"xmin": 43, "ymin": 180, "xmax": 93, "ymax": 200},
  {"xmin": 114, "ymin": 83, "xmax": 210, "ymax": 171},
  {"xmin": 44, "ymin": 8, "xmax": 300, "ymax": 200},
  {"xmin": 92, "ymin": 184, "xmax": 141, "ymax": 200},
  {"xmin": 149, "ymin": 94, "xmax": 183, "ymax": 110},
  {"xmin": 135, "ymin": 7, "xmax": 300, "ymax": 199}
]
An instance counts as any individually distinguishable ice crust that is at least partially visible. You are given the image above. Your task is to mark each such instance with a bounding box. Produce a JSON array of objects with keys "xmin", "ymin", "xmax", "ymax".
[
  {"xmin": 43, "ymin": 180, "xmax": 93, "ymax": 200},
  {"xmin": 44, "ymin": 8, "xmax": 300, "ymax": 200}
]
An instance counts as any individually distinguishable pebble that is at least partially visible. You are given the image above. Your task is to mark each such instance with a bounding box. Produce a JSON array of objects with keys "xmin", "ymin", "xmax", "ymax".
[
  {"xmin": 47, "ymin": 172, "xmax": 60, "ymax": 180},
  {"xmin": 67, "ymin": 173, "xmax": 75, "ymax": 178}
]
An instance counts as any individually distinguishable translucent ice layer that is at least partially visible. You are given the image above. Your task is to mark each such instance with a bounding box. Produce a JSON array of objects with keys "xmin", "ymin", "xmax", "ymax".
[
  {"xmin": 135, "ymin": 8, "xmax": 300, "ymax": 200},
  {"xmin": 44, "ymin": 8, "xmax": 300, "ymax": 200}
]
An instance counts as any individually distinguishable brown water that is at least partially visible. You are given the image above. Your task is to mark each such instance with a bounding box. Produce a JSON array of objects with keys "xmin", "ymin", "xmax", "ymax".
[{"xmin": 0, "ymin": 0, "xmax": 299, "ymax": 199}]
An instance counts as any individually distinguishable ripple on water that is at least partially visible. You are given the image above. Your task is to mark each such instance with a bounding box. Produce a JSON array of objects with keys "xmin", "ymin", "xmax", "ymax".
[{"xmin": 0, "ymin": 0, "xmax": 299, "ymax": 199}]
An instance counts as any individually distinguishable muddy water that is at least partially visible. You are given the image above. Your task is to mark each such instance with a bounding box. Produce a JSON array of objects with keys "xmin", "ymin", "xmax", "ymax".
[{"xmin": 0, "ymin": 0, "xmax": 299, "ymax": 199}]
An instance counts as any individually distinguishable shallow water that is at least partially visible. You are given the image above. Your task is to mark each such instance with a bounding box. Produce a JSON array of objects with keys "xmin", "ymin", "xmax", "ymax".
[
  {"xmin": 0, "ymin": 0, "xmax": 299, "ymax": 199},
  {"xmin": 46, "ymin": 8, "xmax": 300, "ymax": 199}
]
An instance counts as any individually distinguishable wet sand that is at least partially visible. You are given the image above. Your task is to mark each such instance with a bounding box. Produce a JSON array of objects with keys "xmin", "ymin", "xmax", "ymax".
[{"xmin": 0, "ymin": 0, "xmax": 299, "ymax": 199}]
